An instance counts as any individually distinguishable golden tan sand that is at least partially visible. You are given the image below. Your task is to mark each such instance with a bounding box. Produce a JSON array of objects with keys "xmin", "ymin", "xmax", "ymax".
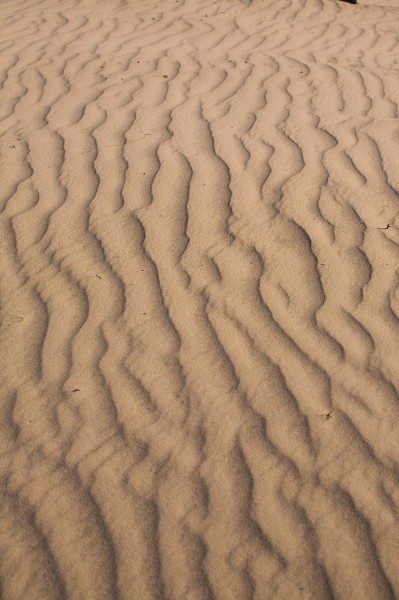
[{"xmin": 1, "ymin": 0, "xmax": 399, "ymax": 598}]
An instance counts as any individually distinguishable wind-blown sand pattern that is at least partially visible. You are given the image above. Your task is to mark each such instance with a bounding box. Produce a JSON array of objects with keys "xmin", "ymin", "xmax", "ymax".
[{"xmin": 1, "ymin": 0, "xmax": 399, "ymax": 597}]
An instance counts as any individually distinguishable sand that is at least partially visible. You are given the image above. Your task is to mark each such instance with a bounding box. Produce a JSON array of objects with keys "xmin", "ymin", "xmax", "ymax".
[{"xmin": 1, "ymin": 0, "xmax": 399, "ymax": 597}]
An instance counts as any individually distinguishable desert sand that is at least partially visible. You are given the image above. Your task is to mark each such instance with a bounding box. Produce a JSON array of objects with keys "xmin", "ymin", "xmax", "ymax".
[{"xmin": 1, "ymin": 0, "xmax": 399, "ymax": 597}]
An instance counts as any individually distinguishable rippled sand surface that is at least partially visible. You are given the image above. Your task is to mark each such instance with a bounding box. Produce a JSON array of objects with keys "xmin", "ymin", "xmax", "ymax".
[{"xmin": 1, "ymin": 0, "xmax": 399, "ymax": 598}]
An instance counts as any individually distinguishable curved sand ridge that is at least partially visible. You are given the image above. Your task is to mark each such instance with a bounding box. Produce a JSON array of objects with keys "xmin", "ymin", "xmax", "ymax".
[{"xmin": 1, "ymin": 0, "xmax": 399, "ymax": 598}]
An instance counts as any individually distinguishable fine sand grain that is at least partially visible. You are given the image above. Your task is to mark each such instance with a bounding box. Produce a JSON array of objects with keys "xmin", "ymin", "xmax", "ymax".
[{"xmin": 1, "ymin": 0, "xmax": 399, "ymax": 598}]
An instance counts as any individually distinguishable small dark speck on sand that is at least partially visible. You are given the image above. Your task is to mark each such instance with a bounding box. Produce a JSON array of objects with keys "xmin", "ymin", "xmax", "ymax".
[{"xmin": 72, "ymin": 389, "xmax": 80, "ymax": 393}]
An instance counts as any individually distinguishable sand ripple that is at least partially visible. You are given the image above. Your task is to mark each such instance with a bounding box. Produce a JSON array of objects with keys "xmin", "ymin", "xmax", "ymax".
[{"xmin": 1, "ymin": 0, "xmax": 399, "ymax": 598}]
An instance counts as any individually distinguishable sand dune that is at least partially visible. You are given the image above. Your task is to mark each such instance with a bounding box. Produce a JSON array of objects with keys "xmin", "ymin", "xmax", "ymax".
[{"xmin": 1, "ymin": 0, "xmax": 399, "ymax": 598}]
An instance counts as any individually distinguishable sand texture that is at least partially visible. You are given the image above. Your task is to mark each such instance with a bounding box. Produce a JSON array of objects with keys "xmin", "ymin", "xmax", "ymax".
[{"xmin": 1, "ymin": 0, "xmax": 399, "ymax": 598}]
